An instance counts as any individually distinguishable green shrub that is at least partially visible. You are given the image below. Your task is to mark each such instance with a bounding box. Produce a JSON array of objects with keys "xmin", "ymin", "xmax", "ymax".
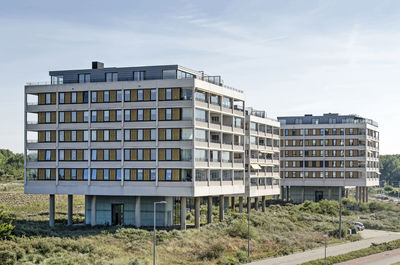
[
  {"xmin": 0, "ymin": 206, "xmax": 14, "ymax": 240},
  {"xmin": 235, "ymin": 250, "xmax": 248, "ymax": 263},
  {"xmin": 199, "ymin": 242, "xmax": 225, "ymax": 260},
  {"xmin": 226, "ymin": 216, "xmax": 255, "ymax": 239}
]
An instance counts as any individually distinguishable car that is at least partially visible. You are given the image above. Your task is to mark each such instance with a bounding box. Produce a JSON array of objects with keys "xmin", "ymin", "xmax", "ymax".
[
  {"xmin": 352, "ymin": 222, "xmax": 365, "ymax": 231},
  {"xmin": 389, "ymin": 199, "xmax": 395, "ymax": 202},
  {"xmin": 383, "ymin": 196, "xmax": 389, "ymax": 200},
  {"xmin": 397, "ymin": 201, "xmax": 400, "ymax": 205}
]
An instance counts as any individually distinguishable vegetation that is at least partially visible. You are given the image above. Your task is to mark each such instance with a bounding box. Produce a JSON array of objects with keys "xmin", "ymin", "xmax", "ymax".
[
  {"xmin": 301, "ymin": 239, "xmax": 400, "ymax": 265},
  {"xmin": 380, "ymin": 154, "xmax": 400, "ymax": 186},
  {"xmin": 1, "ymin": 180, "xmax": 400, "ymax": 265},
  {"xmin": 0, "ymin": 149, "xmax": 24, "ymax": 181}
]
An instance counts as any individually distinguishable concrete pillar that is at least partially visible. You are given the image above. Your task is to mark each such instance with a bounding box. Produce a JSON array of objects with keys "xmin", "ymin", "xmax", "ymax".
[
  {"xmin": 180, "ymin": 197, "xmax": 186, "ymax": 230},
  {"xmin": 67, "ymin": 195, "xmax": 73, "ymax": 226},
  {"xmin": 302, "ymin": 187, "xmax": 305, "ymax": 203},
  {"xmin": 328, "ymin": 187, "xmax": 332, "ymax": 200},
  {"xmin": 261, "ymin": 196, "xmax": 266, "ymax": 212},
  {"xmin": 345, "ymin": 189, "xmax": 349, "ymax": 198},
  {"xmin": 239, "ymin": 196, "xmax": 244, "ymax": 213},
  {"xmin": 281, "ymin": 186, "xmax": 284, "ymax": 201},
  {"xmin": 355, "ymin": 187, "xmax": 359, "ymax": 202},
  {"xmin": 91, "ymin": 195, "xmax": 96, "ymax": 226},
  {"xmin": 135, "ymin": 196, "xmax": 141, "ymax": 228},
  {"xmin": 49, "ymin": 194, "xmax": 55, "ymax": 227},
  {"xmin": 219, "ymin": 195, "xmax": 224, "ymax": 222},
  {"xmin": 207, "ymin": 196, "xmax": 213, "ymax": 224},
  {"xmin": 365, "ymin": 187, "xmax": 369, "ymax": 202},
  {"xmin": 360, "ymin": 187, "xmax": 364, "ymax": 203},
  {"xmin": 254, "ymin": 197, "xmax": 259, "ymax": 211},
  {"xmin": 286, "ymin": 186, "xmax": 290, "ymax": 201},
  {"xmin": 231, "ymin": 197, "xmax": 235, "ymax": 211},
  {"xmin": 195, "ymin": 197, "xmax": 200, "ymax": 228},
  {"xmin": 247, "ymin": 197, "xmax": 251, "ymax": 213}
]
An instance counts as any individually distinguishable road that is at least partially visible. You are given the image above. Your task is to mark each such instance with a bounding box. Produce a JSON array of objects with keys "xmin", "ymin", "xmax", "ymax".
[
  {"xmin": 247, "ymin": 230, "xmax": 400, "ymax": 265},
  {"xmin": 336, "ymin": 248, "xmax": 400, "ymax": 265}
]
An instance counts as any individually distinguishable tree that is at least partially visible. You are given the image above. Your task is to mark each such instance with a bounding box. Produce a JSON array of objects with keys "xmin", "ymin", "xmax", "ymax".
[{"xmin": 379, "ymin": 155, "xmax": 400, "ymax": 186}]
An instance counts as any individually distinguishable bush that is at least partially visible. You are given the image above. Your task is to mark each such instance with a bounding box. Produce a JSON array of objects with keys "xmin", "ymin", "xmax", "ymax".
[
  {"xmin": 0, "ymin": 206, "xmax": 14, "ymax": 240},
  {"xmin": 226, "ymin": 216, "xmax": 255, "ymax": 239},
  {"xmin": 199, "ymin": 241, "xmax": 225, "ymax": 260}
]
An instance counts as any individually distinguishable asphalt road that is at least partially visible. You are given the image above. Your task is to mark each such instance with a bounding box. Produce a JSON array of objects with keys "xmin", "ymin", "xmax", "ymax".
[{"xmin": 247, "ymin": 230, "xmax": 400, "ymax": 265}]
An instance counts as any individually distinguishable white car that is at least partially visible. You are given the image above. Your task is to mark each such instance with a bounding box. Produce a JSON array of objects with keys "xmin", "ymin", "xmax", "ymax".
[{"xmin": 353, "ymin": 222, "xmax": 365, "ymax": 231}]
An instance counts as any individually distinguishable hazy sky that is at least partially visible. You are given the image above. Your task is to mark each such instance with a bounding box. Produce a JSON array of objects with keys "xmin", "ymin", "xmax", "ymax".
[{"xmin": 1, "ymin": 0, "xmax": 399, "ymax": 154}]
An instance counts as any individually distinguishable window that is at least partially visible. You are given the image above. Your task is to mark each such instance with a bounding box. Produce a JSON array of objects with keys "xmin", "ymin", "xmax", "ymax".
[
  {"xmin": 124, "ymin": 149, "xmax": 130, "ymax": 160},
  {"xmin": 116, "ymin": 110, "xmax": 122, "ymax": 121},
  {"xmin": 138, "ymin": 109, "xmax": 143, "ymax": 121},
  {"xmin": 195, "ymin": 129, "xmax": 207, "ymax": 142},
  {"xmin": 104, "ymin": 91, "xmax": 109, "ymax": 102},
  {"xmin": 78, "ymin": 73, "xmax": 90, "ymax": 83},
  {"xmin": 137, "ymin": 90, "xmax": 143, "ymax": 101},
  {"xmin": 162, "ymin": 69, "xmax": 176, "ymax": 79},
  {"xmin": 166, "ymin": 169, "xmax": 172, "ymax": 180},
  {"xmin": 165, "ymin": 129, "xmax": 172, "ymax": 140},
  {"xmin": 165, "ymin": 149, "xmax": 172, "ymax": 160},
  {"xmin": 250, "ymin": 122, "xmax": 257, "ymax": 131},
  {"xmin": 91, "ymin": 130, "xmax": 97, "ymax": 141},
  {"xmin": 210, "ymin": 95, "xmax": 219, "ymax": 105},
  {"xmin": 91, "ymin": 150, "xmax": 97, "ymax": 161},
  {"xmin": 91, "ymin": 91, "xmax": 97, "ymax": 103},
  {"xmin": 195, "ymin": 91, "xmax": 206, "ymax": 102},
  {"xmin": 71, "ymin": 92, "xmax": 77, "ymax": 103},
  {"xmin": 59, "ymin": 93, "xmax": 65, "ymax": 104},
  {"xmin": 106, "ymin": 72, "xmax": 118, "ymax": 82},
  {"xmin": 222, "ymin": 97, "xmax": 231, "ymax": 108},
  {"xmin": 84, "ymin": 111, "xmax": 89, "ymax": 122},
  {"xmin": 177, "ymin": 70, "xmax": 194, "ymax": 79},
  {"xmin": 91, "ymin": 169, "xmax": 97, "ymax": 180},
  {"xmin": 151, "ymin": 109, "xmax": 156, "ymax": 120},
  {"xmin": 196, "ymin": 169, "xmax": 208, "ymax": 181},
  {"xmin": 59, "ymin": 131, "xmax": 64, "ymax": 142},
  {"xmin": 210, "ymin": 150, "xmax": 220, "ymax": 162},
  {"xmin": 222, "ymin": 151, "xmax": 231, "ymax": 163},
  {"xmin": 104, "ymin": 150, "xmax": 109, "ymax": 160},
  {"xmin": 125, "ymin": 110, "xmax": 130, "ymax": 121},
  {"xmin": 71, "ymin": 112, "xmax": 76, "ymax": 123},
  {"xmin": 181, "ymin": 88, "xmax": 192, "ymax": 100},
  {"xmin": 116, "ymin": 150, "xmax": 121, "ymax": 160},
  {"xmin": 133, "ymin": 71, "xmax": 145, "ymax": 81},
  {"xmin": 124, "ymin": 90, "xmax": 131, "ymax": 102},
  {"xmin": 45, "ymin": 93, "xmax": 51, "ymax": 104},
  {"xmin": 124, "ymin": 169, "xmax": 130, "ymax": 180},
  {"xmin": 182, "ymin": 128, "xmax": 193, "ymax": 140},
  {"xmin": 151, "ymin": 89, "xmax": 156, "ymax": 100},
  {"xmin": 104, "ymin": 130, "xmax": 109, "ymax": 141},
  {"xmin": 210, "ymin": 170, "xmax": 220, "ymax": 181},
  {"xmin": 195, "ymin": 109, "xmax": 207, "ymax": 122},
  {"xmin": 195, "ymin": 149, "xmax": 208, "ymax": 162},
  {"xmin": 51, "ymin": 75, "xmax": 63, "ymax": 84},
  {"xmin": 45, "ymin": 150, "xmax": 51, "ymax": 161},
  {"xmin": 59, "ymin": 169, "xmax": 65, "ymax": 180},
  {"xmin": 166, "ymin": 109, "xmax": 172, "ymax": 120},
  {"xmin": 71, "ymin": 131, "xmax": 77, "ymax": 141},
  {"xmin": 104, "ymin": 110, "xmax": 109, "ymax": 122},
  {"xmin": 166, "ymin": 88, "xmax": 172, "ymax": 100},
  {"xmin": 234, "ymin": 118, "xmax": 242, "ymax": 128},
  {"xmin": 124, "ymin": 130, "xmax": 130, "ymax": 141},
  {"xmin": 83, "ymin": 92, "xmax": 88, "ymax": 103},
  {"xmin": 116, "ymin": 90, "xmax": 122, "ymax": 102},
  {"xmin": 151, "ymin": 129, "xmax": 156, "ymax": 140},
  {"xmin": 104, "ymin": 169, "xmax": 109, "ymax": 180},
  {"xmin": 91, "ymin": 111, "xmax": 97, "ymax": 122},
  {"xmin": 116, "ymin": 169, "xmax": 121, "ymax": 180},
  {"xmin": 83, "ymin": 169, "xmax": 88, "ymax": 180},
  {"xmin": 137, "ymin": 149, "xmax": 143, "ymax": 160},
  {"xmin": 151, "ymin": 169, "xmax": 156, "ymax": 181},
  {"xmin": 71, "ymin": 169, "xmax": 77, "ymax": 180},
  {"xmin": 83, "ymin": 131, "xmax": 88, "ymax": 142},
  {"xmin": 151, "ymin": 149, "xmax": 156, "ymax": 160},
  {"xmin": 46, "ymin": 112, "xmax": 51, "ymax": 123},
  {"xmin": 71, "ymin": 150, "xmax": 77, "ymax": 160},
  {"xmin": 59, "ymin": 150, "xmax": 64, "ymax": 161},
  {"xmin": 45, "ymin": 131, "xmax": 51, "ymax": 142},
  {"xmin": 116, "ymin": 130, "xmax": 122, "ymax": 141},
  {"xmin": 137, "ymin": 129, "xmax": 143, "ymax": 141},
  {"xmin": 138, "ymin": 169, "xmax": 143, "ymax": 180}
]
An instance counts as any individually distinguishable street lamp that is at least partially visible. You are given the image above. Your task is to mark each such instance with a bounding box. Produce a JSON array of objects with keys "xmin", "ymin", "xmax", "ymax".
[
  {"xmin": 247, "ymin": 196, "xmax": 251, "ymax": 257},
  {"xmin": 154, "ymin": 201, "xmax": 167, "ymax": 265},
  {"xmin": 323, "ymin": 234, "xmax": 328, "ymax": 265}
]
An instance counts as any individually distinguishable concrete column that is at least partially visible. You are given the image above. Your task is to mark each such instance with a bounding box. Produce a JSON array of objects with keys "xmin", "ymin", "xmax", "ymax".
[
  {"xmin": 280, "ymin": 186, "xmax": 284, "ymax": 201},
  {"xmin": 247, "ymin": 197, "xmax": 251, "ymax": 213},
  {"xmin": 67, "ymin": 195, "xmax": 73, "ymax": 226},
  {"xmin": 207, "ymin": 196, "xmax": 213, "ymax": 224},
  {"xmin": 345, "ymin": 189, "xmax": 349, "ymax": 198},
  {"xmin": 355, "ymin": 187, "xmax": 359, "ymax": 202},
  {"xmin": 360, "ymin": 187, "xmax": 364, "ymax": 203},
  {"xmin": 254, "ymin": 197, "xmax": 259, "ymax": 211},
  {"xmin": 49, "ymin": 194, "xmax": 55, "ymax": 227},
  {"xmin": 365, "ymin": 187, "xmax": 369, "ymax": 202},
  {"xmin": 180, "ymin": 197, "xmax": 186, "ymax": 230},
  {"xmin": 195, "ymin": 197, "xmax": 200, "ymax": 228},
  {"xmin": 286, "ymin": 186, "xmax": 290, "ymax": 201},
  {"xmin": 231, "ymin": 197, "xmax": 235, "ymax": 211},
  {"xmin": 302, "ymin": 187, "xmax": 305, "ymax": 203},
  {"xmin": 261, "ymin": 196, "xmax": 266, "ymax": 212},
  {"xmin": 91, "ymin": 195, "xmax": 96, "ymax": 226},
  {"xmin": 219, "ymin": 195, "xmax": 224, "ymax": 222},
  {"xmin": 328, "ymin": 187, "xmax": 332, "ymax": 200},
  {"xmin": 135, "ymin": 196, "xmax": 141, "ymax": 228},
  {"xmin": 239, "ymin": 196, "xmax": 244, "ymax": 213}
]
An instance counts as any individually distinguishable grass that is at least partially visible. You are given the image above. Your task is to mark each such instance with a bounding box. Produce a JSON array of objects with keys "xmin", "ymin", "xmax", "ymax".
[
  {"xmin": 1, "ymin": 180, "xmax": 400, "ymax": 264},
  {"xmin": 301, "ymin": 239, "xmax": 400, "ymax": 265}
]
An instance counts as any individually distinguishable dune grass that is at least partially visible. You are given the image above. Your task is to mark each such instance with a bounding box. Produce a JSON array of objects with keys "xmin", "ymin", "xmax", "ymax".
[{"xmin": 1, "ymin": 180, "xmax": 400, "ymax": 265}]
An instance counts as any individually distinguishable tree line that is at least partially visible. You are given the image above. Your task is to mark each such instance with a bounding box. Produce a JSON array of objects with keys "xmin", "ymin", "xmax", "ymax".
[
  {"xmin": 379, "ymin": 154, "xmax": 400, "ymax": 186},
  {"xmin": 0, "ymin": 149, "xmax": 24, "ymax": 180}
]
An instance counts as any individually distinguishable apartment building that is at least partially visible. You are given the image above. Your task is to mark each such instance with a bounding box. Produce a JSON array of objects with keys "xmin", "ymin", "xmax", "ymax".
[
  {"xmin": 244, "ymin": 108, "xmax": 280, "ymax": 210},
  {"xmin": 278, "ymin": 113, "xmax": 380, "ymax": 203},
  {"xmin": 24, "ymin": 62, "xmax": 247, "ymax": 228}
]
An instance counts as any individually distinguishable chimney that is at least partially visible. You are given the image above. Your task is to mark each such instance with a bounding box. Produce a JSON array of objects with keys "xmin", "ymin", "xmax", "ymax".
[{"xmin": 92, "ymin": 61, "xmax": 104, "ymax": 69}]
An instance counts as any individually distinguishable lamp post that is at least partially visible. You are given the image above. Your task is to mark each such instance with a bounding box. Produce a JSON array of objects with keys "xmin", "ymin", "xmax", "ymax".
[
  {"xmin": 154, "ymin": 201, "xmax": 167, "ymax": 265},
  {"xmin": 324, "ymin": 234, "xmax": 328, "ymax": 265},
  {"xmin": 248, "ymin": 196, "xmax": 250, "ymax": 257}
]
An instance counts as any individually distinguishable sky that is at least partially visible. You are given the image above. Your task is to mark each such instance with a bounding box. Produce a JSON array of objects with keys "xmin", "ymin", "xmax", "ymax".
[{"xmin": 0, "ymin": 0, "xmax": 399, "ymax": 154}]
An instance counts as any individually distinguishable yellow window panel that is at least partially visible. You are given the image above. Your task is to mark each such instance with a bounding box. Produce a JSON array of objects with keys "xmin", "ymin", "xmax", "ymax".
[{"xmin": 159, "ymin": 88, "xmax": 166, "ymax": 100}]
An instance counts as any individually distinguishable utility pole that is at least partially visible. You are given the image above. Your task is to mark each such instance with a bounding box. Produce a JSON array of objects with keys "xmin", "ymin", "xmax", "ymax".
[{"xmin": 339, "ymin": 187, "xmax": 342, "ymax": 239}]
